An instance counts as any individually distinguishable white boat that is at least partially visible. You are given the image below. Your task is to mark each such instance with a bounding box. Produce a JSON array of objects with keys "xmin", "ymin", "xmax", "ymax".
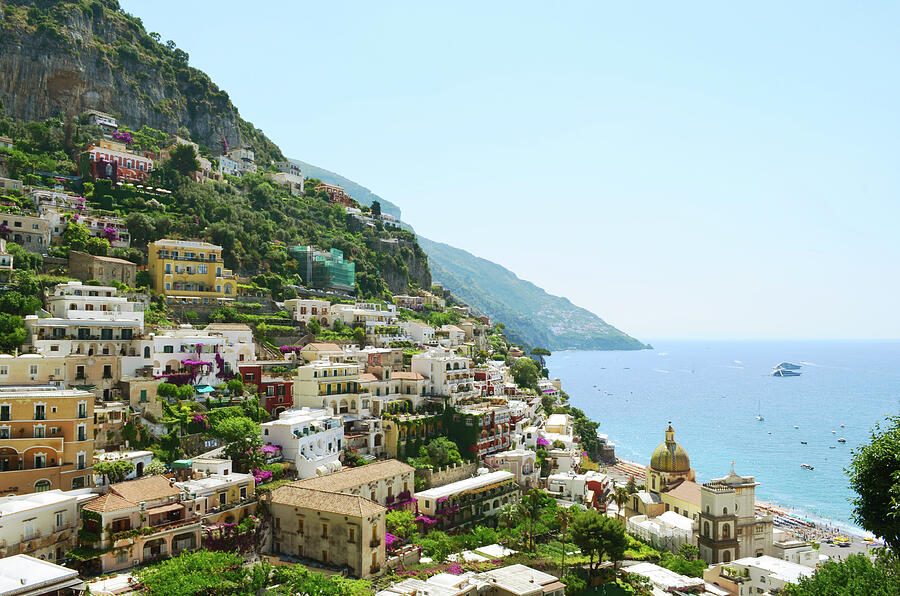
[
  {"xmin": 801, "ymin": 463, "xmax": 814, "ymax": 470},
  {"xmin": 794, "ymin": 425, "xmax": 799, "ymax": 429},
  {"xmin": 838, "ymin": 438, "xmax": 846, "ymax": 443}
]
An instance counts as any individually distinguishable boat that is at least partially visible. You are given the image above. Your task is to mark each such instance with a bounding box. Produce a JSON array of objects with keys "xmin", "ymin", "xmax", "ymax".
[
  {"xmin": 801, "ymin": 463, "xmax": 814, "ymax": 470},
  {"xmin": 756, "ymin": 397, "xmax": 764, "ymax": 421},
  {"xmin": 794, "ymin": 425, "xmax": 799, "ymax": 429},
  {"xmin": 832, "ymin": 430, "xmax": 837, "ymax": 434},
  {"xmin": 775, "ymin": 361, "xmax": 802, "ymax": 370},
  {"xmin": 772, "ymin": 367, "xmax": 801, "ymax": 377},
  {"xmin": 838, "ymin": 438, "xmax": 846, "ymax": 443},
  {"xmin": 840, "ymin": 424, "xmax": 845, "ymax": 428},
  {"xmin": 800, "ymin": 441, "xmax": 807, "ymax": 445},
  {"xmin": 829, "ymin": 446, "xmax": 836, "ymax": 449}
]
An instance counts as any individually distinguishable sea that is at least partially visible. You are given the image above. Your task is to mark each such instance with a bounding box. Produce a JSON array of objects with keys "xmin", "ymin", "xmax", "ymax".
[{"xmin": 545, "ymin": 340, "xmax": 900, "ymax": 535}]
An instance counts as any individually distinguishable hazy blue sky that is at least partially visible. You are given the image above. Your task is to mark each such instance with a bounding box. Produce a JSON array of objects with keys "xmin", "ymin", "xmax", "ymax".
[{"xmin": 122, "ymin": 1, "xmax": 900, "ymax": 340}]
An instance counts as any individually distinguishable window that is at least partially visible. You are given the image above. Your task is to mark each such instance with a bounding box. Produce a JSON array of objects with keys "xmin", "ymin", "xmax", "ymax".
[
  {"xmin": 218, "ymin": 492, "xmax": 227, "ymax": 506},
  {"xmin": 103, "ymin": 365, "xmax": 112, "ymax": 379},
  {"xmin": 33, "ymin": 425, "xmax": 45, "ymax": 438},
  {"xmin": 140, "ymin": 390, "xmax": 147, "ymax": 403},
  {"xmin": 34, "ymin": 453, "xmax": 46, "ymax": 469},
  {"xmin": 0, "ymin": 404, "xmax": 9, "ymax": 421},
  {"xmin": 72, "ymin": 476, "xmax": 85, "ymax": 489},
  {"xmin": 240, "ymin": 486, "xmax": 247, "ymax": 499},
  {"xmin": 297, "ymin": 519, "xmax": 302, "ymax": 534},
  {"xmin": 0, "ymin": 427, "xmax": 8, "ymax": 439},
  {"xmin": 23, "ymin": 520, "xmax": 35, "ymax": 540},
  {"xmin": 78, "ymin": 402, "xmax": 87, "ymax": 419},
  {"xmin": 35, "ymin": 480, "xmax": 51, "ymax": 492},
  {"xmin": 77, "ymin": 452, "xmax": 86, "ymax": 470},
  {"xmin": 198, "ymin": 264, "xmax": 207, "ymax": 274},
  {"xmin": 101, "ymin": 328, "xmax": 113, "ymax": 340},
  {"xmin": 163, "ymin": 345, "xmax": 174, "ymax": 353},
  {"xmin": 165, "ymin": 263, "xmax": 172, "ymax": 274},
  {"xmin": 0, "ymin": 366, "xmax": 7, "ymax": 376},
  {"xmin": 77, "ymin": 424, "xmax": 86, "ymax": 442},
  {"xmin": 34, "ymin": 405, "xmax": 45, "ymax": 420},
  {"xmin": 29, "ymin": 364, "xmax": 38, "ymax": 376},
  {"xmin": 322, "ymin": 522, "xmax": 328, "ymax": 538},
  {"xmin": 348, "ymin": 527, "xmax": 355, "ymax": 543},
  {"xmin": 75, "ymin": 366, "xmax": 85, "ymax": 380}
]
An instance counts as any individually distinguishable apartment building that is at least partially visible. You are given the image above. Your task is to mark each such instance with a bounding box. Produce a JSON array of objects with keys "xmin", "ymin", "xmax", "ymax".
[
  {"xmin": 239, "ymin": 363, "xmax": 294, "ymax": 416},
  {"xmin": 0, "ymin": 386, "xmax": 95, "ymax": 494},
  {"xmin": 148, "ymin": 239, "xmax": 235, "ymax": 305},
  {"xmin": 0, "ymin": 212, "xmax": 50, "ymax": 254},
  {"xmin": 293, "ymin": 359, "xmax": 362, "ymax": 415},
  {"xmin": 416, "ymin": 471, "xmax": 519, "ymax": 529},
  {"xmin": 400, "ymin": 320, "xmax": 435, "ymax": 345},
  {"xmin": 284, "ymin": 298, "xmax": 330, "ymax": 325},
  {"xmin": 24, "ymin": 281, "xmax": 144, "ymax": 359},
  {"xmin": 458, "ymin": 403, "xmax": 512, "ymax": 458},
  {"xmin": 81, "ymin": 139, "xmax": 154, "ymax": 183},
  {"xmin": 267, "ymin": 171, "xmax": 304, "ymax": 196},
  {"xmin": 0, "ymin": 353, "xmax": 122, "ymax": 402},
  {"xmin": 484, "ymin": 448, "xmax": 538, "ymax": 489},
  {"xmin": 291, "ymin": 459, "xmax": 414, "ymax": 509},
  {"xmin": 411, "ymin": 349, "xmax": 478, "ymax": 404},
  {"xmin": 260, "ymin": 408, "xmax": 344, "ymax": 479},
  {"xmin": 0, "ymin": 490, "xmax": 79, "ymax": 563},
  {"xmin": 176, "ymin": 470, "xmax": 257, "ymax": 526},
  {"xmin": 80, "ymin": 475, "xmax": 201, "ymax": 573},
  {"xmin": 270, "ymin": 484, "xmax": 386, "ymax": 578}
]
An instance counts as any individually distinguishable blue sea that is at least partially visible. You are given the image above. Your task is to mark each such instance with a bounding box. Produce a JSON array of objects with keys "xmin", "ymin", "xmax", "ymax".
[{"xmin": 546, "ymin": 340, "xmax": 900, "ymax": 533}]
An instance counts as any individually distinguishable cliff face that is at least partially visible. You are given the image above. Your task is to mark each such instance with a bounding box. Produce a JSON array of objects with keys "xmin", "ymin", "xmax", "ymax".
[
  {"xmin": 0, "ymin": 0, "xmax": 271, "ymax": 155},
  {"xmin": 367, "ymin": 237, "xmax": 431, "ymax": 294}
]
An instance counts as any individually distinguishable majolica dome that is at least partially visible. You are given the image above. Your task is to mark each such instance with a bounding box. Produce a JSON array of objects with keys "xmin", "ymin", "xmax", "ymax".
[{"xmin": 650, "ymin": 423, "xmax": 691, "ymax": 473}]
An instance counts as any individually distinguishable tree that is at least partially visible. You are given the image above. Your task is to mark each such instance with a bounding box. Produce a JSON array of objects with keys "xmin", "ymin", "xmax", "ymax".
[
  {"xmin": 847, "ymin": 414, "xmax": 900, "ymax": 551},
  {"xmin": 0, "ymin": 291, "xmax": 41, "ymax": 316},
  {"xmin": 307, "ymin": 318, "xmax": 321, "ymax": 335},
  {"xmin": 226, "ymin": 378, "xmax": 244, "ymax": 395},
  {"xmin": 678, "ymin": 542, "xmax": 700, "ymax": 561},
  {"xmin": 626, "ymin": 475, "xmax": 638, "ymax": 495},
  {"xmin": 521, "ymin": 488, "xmax": 547, "ymax": 551},
  {"xmin": 145, "ymin": 459, "xmax": 166, "ymax": 476},
  {"xmin": 167, "ymin": 143, "xmax": 200, "ymax": 178},
  {"xmin": 531, "ymin": 347, "xmax": 552, "ymax": 357},
  {"xmin": 137, "ymin": 550, "xmax": 247, "ymax": 595},
  {"xmin": 61, "ymin": 222, "xmax": 109, "ymax": 256},
  {"xmin": 0, "ymin": 313, "xmax": 26, "ymax": 352},
  {"xmin": 214, "ymin": 417, "xmax": 262, "ymax": 470},
  {"xmin": 498, "ymin": 503, "xmax": 521, "ymax": 547},
  {"xmin": 385, "ymin": 510, "xmax": 417, "ymax": 541},
  {"xmin": 94, "ymin": 460, "xmax": 135, "ymax": 484},
  {"xmin": 511, "ymin": 357, "xmax": 540, "ymax": 391},
  {"xmin": 125, "ymin": 212, "xmax": 156, "ymax": 246},
  {"xmin": 556, "ymin": 507, "xmax": 576, "ymax": 579},
  {"xmin": 570, "ymin": 510, "xmax": 628, "ymax": 576},
  {"xmin": 782, "ymin": 551, "xmax": 900, "ymax": 596},
  {"xmin": 613, "ymin": 485, "xmax": 630, "ymax": 521},
  {"xmin": 425, "ymin": 437, "xmax": 462, "ymax": 467},
  {"xmin": 352, "ymin": 326, "xmax": 366, "ymax": 346},
  {"xmin": 371, "ymin": 200, "xmax": 381, "ymax": 219}
]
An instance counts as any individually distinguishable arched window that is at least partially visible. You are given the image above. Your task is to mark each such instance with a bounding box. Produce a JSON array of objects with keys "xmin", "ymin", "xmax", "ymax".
[
  {"xmin": 723, "ymin": 524, "xmax": 730, "ymax": 539},
  {"xmin": 224, "ymin": 284, "xmax": 232, "ymax": 295},
  {"xmin": 723, "ymin": 551, "xmax": 731, "ymax": 563},
  {"xmin": 723, "ymin": 507, "xmax": 728, "ymax": 515},
  {"xmin": 144, "ymin": 346, "xmax": 151, "ymax": 358},
  {"xmin": 704, "ymin": 521, "xmax": 710, "ymax": 537},
  {"xmin": 34, "ymin": 480, "xmax": 51, "ymax": 492}
]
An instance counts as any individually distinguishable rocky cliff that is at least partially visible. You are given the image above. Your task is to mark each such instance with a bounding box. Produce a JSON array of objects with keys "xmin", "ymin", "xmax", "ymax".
[{"xmin": 0, "ymin": 0, "xmax": 281, "ymax": 160}]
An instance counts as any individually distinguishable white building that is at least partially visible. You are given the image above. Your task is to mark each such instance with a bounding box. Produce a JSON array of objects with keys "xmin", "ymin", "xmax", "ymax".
[
  {"xmin": 626, "ymin": 511, "xmax": 695, "ymax": 554},
  {"xmin": 546, "ymin": 470, "xmax": 609, "ymax": 505},
  {"xmin": 0, "ymin": 554, "xmax": 83, "ymax": 594},
  {"xmin": 260, "ymin": 407, "xmax": 344, "ymax": 479},
  {"xmin": 25, "ymin": 281, "xmax": 145, "ymax": 357},
  {"xmin": 400, "ymin": 320, "xmax": 435, "ymax": 345},
  {"xmin": 627, "ymin": 563, "xmax": 727, "ymax": 596},
  {"xmin": 376, "ymin": 564, "xmax": 564, "ymax": 596},
  {"xmin": 729, "ymin": 555, "xmax": 814, "ymax": 593},
  {"xmin": 284, "ymin": 298, "xmax": 330, "ymax": 325},
  {"xmin": 771, "ymin": 531, "xmax": 818, "ymax": 567},
  {"xmin": 93, "ymin": 450, "xmax": 154, "ymax": 486},
  {"xmin": 411, "ymin": 348, "xmax": 477, "ymax": 404},
  {"xmin": 0, "ymin": 490, "xmax": 79, "ymax": 563},
  {"xmin": 292, "ymin": 359, "xmax": 362, "ymax": 415},
  {"xmin": 416, "ymin": 470, "xmax": 517, "ymax": 519}
]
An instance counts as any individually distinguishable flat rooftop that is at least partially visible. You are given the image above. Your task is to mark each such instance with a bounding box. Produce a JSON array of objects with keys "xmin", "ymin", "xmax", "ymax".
[
  {"xmin": 0, "ymin": 554, "xmax": 80, "ymax": 595},
  {"xmin": 417, "ymin": 470, "xmax": 515, "ymax": 500}
]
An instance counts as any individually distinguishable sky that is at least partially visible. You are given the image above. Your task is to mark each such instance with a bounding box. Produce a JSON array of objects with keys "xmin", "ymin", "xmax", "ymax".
[{"xmin": 121, "ymin": 1, "xmax": 900, "ymax": 340}]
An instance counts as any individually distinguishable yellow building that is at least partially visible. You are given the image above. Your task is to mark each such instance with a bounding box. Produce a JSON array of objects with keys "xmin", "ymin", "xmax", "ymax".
[
  {"xmin": 628, "ymin": 423, "xmax": 702, "ymax": 521},
  {"xmin": 148, "ymin": 239, "xmax": 234, "ymax": 305}
]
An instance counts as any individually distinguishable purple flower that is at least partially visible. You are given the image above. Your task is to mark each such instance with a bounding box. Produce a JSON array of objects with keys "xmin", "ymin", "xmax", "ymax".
[{"xmin": 536, "ymin": 437, "xmax": 551, "ymax": 447}]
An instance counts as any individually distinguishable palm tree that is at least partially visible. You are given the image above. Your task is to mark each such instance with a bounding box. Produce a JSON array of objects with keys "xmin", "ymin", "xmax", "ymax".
[
  {"xmin": 522, "ymin": 488, "xmax": 545, "ymax": 551},
  {"xmin": 613, "ymin": 485, "xmax": 629, "ymax": 521},
  {"xmin": 498, "ymin": 503, "xmax": 521, "ymax": 548},
  {"xmin": 556, "ymin": 507, "xmax": 576, "ymax": 579}
]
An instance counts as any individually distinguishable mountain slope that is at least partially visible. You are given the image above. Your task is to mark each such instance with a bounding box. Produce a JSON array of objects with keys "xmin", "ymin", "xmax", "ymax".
[
  {"xmin": 290, "ymin": 159, "xmax": 402, "ymax": 219},
  {"xmin": 0, "ymin": 0, "xmax": 282, "ymax": 161},
  {"xmin": 418, "ymin": 236, "xmax": 648, "ymax": 351}
]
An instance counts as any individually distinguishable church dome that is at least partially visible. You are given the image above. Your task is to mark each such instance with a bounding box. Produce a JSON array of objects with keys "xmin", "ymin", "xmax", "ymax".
[{"xmin": 650, "ymin": 424, "xmax": 691, "ymax": 473}]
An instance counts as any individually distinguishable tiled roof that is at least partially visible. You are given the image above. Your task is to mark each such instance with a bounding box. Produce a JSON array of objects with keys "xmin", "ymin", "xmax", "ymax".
[
  {"xmin": 293, "ymin": 459, "xmax": 414, "ymax": 494},
  {"xmin": 83, "ymin": 492, "xmax": 136, "ymax": 513},
  {"xmin": 303, "ymin": 342, "xmax": 341, "ymax": 351},
  {"xmin": 663, "ymin": 479, "xmax": 702, "ymax": 506},
  {"xmin": 391, "ymin": 372, "xmax": 424, "ymax": 381},
  {"xmin": 204, "ymin": 323, "xmax": 252, "ymax": 331},
  {"xmin": 110, "ymin": 475, "xmax": 180, "ymax": 504},
  {"xmin": 359, "ymin": 372, "xmax": 378, "ymax": 382},
  {"xmin": 270, "ymin": 486, "xmax": 385, "ymax": 518}
]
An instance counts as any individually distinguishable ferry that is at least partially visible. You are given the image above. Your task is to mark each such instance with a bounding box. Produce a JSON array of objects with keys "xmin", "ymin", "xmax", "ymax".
[{"xmin": 801, "ymin": 463, "xmax": 814, "ymax": 470}]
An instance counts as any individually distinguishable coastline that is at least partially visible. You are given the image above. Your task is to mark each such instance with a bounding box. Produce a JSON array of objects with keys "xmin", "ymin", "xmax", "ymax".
[{"xmin": 606, "ymin": 457, "xmax": 872, "ymax": 540}]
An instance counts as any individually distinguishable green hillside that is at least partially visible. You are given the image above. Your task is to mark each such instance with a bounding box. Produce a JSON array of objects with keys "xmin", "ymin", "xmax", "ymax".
[
  {"xmin": 418, "ymin": 236, "xmax": 648, "ymax": 351},
  {"xmin": 289, "ymin": 159, "xmax": 402, "ymax": 219}
]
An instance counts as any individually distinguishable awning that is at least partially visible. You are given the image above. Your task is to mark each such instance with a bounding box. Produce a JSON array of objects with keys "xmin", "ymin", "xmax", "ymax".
[
  {"xmin": 542, "ymin": 581, "xmax": 566, "ymax": 593},
  {"xmin": 172, "ymin": 459, "xmax": 193, "ymax": 469},
  {"xmin": 146, "ymin": 502, "xmax": 183, "ymax": 515},
  {"xmin": 195, "ymin": 384, "xmax": 215, "ymax": 393}
]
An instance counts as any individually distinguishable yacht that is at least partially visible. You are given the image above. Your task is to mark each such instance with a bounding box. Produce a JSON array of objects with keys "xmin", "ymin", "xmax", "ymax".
[
  {"xmin": 772, "ymin": 367, "xmax": 801, "ymax": 377},
  {"xmin": 800, "ymin": 441, "xmax": 807, "ymax": 445},
  {"xmin": 801, "ymin": 463, "xmax": 815, "ymax": 470},
  {"xmin": 838, "ymin": 438, "xmax": 847, "ymax": 443}
]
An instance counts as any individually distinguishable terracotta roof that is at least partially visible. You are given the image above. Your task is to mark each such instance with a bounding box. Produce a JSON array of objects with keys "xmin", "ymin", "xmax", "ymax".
[
  {"xmin": 303, "ymin": 342, "xmax": 341, "ymax": 351},
  {"xmin": 391, "ymin": 371, "xmax": 424, "ymax": 381},
  {"xmin": 270, "ymin": 486, "xmax": 385, "ymax": 518},
  {"xmin": 358, "ymin": 372, "xmax": 378, "ymax": 382},
  {"xmin": 83, "ymin": 492, "xmax": 136, "ymax": 513},
  {"xmin": 71, "ymin": 251, "xmax": 134, "ymax": 265},
  {"xmin": 204, "ymin": 323, "xmax": 252, "ymax": 331},
  {"xmin": 293, "ymin": 459, "xmax": 415, "ymax": 494},
  {"xmin": 663, "ymin": 479, "xmax": 702, "ymax": 506},
  {"xmin": 110, "ymin": 475, "xmax": 180, "ymax": 503}
]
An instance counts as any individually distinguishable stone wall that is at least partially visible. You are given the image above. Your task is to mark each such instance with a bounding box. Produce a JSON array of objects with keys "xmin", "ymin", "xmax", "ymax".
[{"xmin": 416, "ymin": 461, "xmax": 478, "ymax": 489}]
